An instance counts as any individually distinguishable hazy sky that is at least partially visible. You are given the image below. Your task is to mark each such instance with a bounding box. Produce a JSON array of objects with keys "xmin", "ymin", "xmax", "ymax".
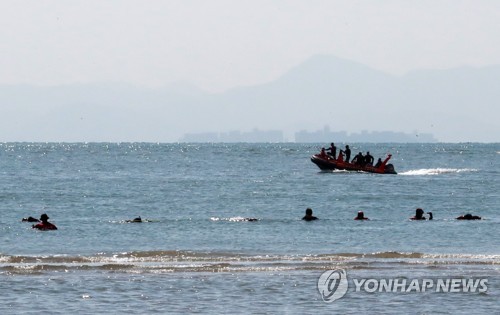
[{"xmin": 2, "ymin": 0, "xmax": 500, "ymax": 92}]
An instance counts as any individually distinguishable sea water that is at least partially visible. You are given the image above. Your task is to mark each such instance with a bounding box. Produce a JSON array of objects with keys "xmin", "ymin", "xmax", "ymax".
[{"xmin": 0, "ymin": 143, "xmax": 499, "ymax": 314}]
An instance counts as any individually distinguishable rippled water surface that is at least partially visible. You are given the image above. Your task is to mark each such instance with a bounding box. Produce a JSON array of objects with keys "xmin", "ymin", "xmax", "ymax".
[{"xmin": 1, "ymin": 143, "xmax": 499, "ymax": 314}]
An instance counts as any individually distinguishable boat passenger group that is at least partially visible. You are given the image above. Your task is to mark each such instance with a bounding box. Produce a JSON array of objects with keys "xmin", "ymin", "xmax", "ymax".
[{"xmin": 319, "ymin": 142, "xmax": 384, "ymax": 167}]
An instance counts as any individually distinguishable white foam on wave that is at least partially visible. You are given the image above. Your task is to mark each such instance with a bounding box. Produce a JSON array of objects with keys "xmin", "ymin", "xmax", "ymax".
[{"xmin": 400, "ymin": 168, "xmax": 478, "ymax": 176}]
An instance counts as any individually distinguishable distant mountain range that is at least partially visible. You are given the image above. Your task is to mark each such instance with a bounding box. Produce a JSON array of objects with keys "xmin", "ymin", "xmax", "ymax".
[{"xmin": 1, "ymin": 54, "xmax": 499, "ymax": 142}]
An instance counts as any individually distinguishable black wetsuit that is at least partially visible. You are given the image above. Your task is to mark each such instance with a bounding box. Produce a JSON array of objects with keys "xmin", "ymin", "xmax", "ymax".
[
  {"xmin": 344, "ymin": 147, "xmax": 351, "ymax": 163},
  {"xmin": 364, "ymin": 153, "xmax": 374, "ymax": 166},
  {"xmin": 354, "ymin": 153, "xmax": 364, "ymax": 165}
]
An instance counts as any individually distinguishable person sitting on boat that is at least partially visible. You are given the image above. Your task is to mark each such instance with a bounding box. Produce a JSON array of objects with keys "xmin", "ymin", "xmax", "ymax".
[
  {"xmin": 354, "ymin": 211, "xmax": 369, "ymax": 220},
  {"xmin": 456, "ymin": 214, "xmax": 481, "ymax": 220},
  {"xmin": 352, "ymin": 152, "xmax": 365, "ymax": 166},
  {"xmin": 326, "ymin": 143, "xmax": 337, "ymax": 159},
  {"xmin": 375, "ymin": 154, "xmax": 393, "ymax": 171},
  {"xmin": 410, "ymin": 208, "xmax": 426, "ymax": 220},
  {"xmin": 336, "ymin": 150, "xmax": 344, "ymax": 162},
  {"xmin": 32, "ymin": 213, "xmax": 58, "ymax": 230},
  {"xmin": 302, "ymin": 208, "xmax": 318, "ymax": 221},
  {"xmin": 364, "ymin": 152, "xmax": 374, "ymax": 166},
  {"xmin": 374, "ymin": 158, "xmax": 382, "ymax": 168},
  {"xmin": 319, "ymin": 147, "xmax": 328, "ymax": 159},
  {"xmin": 350, "ymin": 152, "xmax": 359, "ymax": 164}
]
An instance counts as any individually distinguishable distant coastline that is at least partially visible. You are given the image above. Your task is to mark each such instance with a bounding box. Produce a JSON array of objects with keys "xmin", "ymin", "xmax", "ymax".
[
  {"xmin": 179, "ymin": 126, "xmax": 437, "ymax": 143},
  {"xmin": 1, "ymin": 54, "xmax": 498, "ymax": 142}
]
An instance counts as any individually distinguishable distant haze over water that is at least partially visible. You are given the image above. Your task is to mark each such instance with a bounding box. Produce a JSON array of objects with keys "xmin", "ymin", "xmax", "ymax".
[
  {"xmin": 1, "ymin": 55, "xmax": 498, "ymax": 143},
  {"xmin": 180, "ymin": 127, "xmax": 437, "ymax": 143}
]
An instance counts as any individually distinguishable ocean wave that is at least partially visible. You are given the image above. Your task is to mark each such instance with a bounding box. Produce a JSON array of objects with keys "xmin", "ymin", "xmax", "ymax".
[
  {"xmin": 1, "ymin": 251, "xmax": 499, "ymax": 274},
  {"xmin": 400, "ymin": 168, "xmax": 478, "ymax": 176}
]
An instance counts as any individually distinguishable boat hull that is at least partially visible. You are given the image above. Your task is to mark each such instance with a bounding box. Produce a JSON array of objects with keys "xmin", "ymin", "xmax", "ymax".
[{"xmin": 311, "ymin": 155, "xmax": 397, "ymax": 174}]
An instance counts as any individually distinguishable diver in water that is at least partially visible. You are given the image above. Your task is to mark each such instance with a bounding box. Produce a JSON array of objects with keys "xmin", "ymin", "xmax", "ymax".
[
  {"xmin": 354, "ymin": 211, "xmax": 369, "ymax": 220},
  {"xmin": 302, "ymin": 208, "xmax": 318, "ymax": 221},
  {"xmin": 410, "ymin": 208, "xmax": 426, "ymax": 220},
  {"xmin": 244, "ymin": 218, "xmax": 259, "ymax": 222},
  {"xmin": 22, "ymin": 216, "xmax": 39, "ymax": 222},
  {"xmin": 127, "ymin": 217, "xmax": 143, "ymax": 223},
  {"xmin": 32, "ymin": 213, "xmax": 57, "ymax": 230},
  {"xmin": 456, "ymin": 214, "xmax": 481, "ymax": 220}
]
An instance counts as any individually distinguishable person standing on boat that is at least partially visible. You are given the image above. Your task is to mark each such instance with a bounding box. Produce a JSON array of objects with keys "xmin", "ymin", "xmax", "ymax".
[
  {"xmin": 364, "ymin": 152, "xmax": 374, "ymax": 166},
  {"xmin": 327, "ymin": 142, "xmax": 337, "ymax": 159},
  {"xmin": 342, "ymin": 145, "xmax": 351, "ymax": 163}
]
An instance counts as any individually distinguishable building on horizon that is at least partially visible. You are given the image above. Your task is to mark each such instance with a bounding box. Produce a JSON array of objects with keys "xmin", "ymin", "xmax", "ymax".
[{"xmin": 294, "ymin": 126, "xmax": 437, "ymax": 143}]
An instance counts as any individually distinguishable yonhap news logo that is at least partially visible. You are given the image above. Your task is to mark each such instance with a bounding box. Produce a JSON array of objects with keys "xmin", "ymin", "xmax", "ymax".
[
  {"xmin": 317, "ymin": 269, "xmax": 488, "ymax": 303},
  {"xmin": 317, "ymin": 269, "xmax": 349, "ymax": 302}
]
